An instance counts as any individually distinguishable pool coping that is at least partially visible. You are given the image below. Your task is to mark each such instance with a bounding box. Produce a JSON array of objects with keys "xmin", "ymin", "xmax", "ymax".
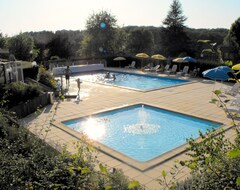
[
  {"xmin": 75, "ymin": 69, "xmax": 195, "ymax": 92},
  {"xmin": 51, "ymin": 102, "xmax": 226, "ymax": 172}
]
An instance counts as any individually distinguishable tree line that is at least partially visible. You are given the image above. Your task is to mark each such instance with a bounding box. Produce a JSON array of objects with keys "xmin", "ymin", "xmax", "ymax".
[{"xmin": 0, "ymin": 0, "xmax": 239, "ymax": 65}]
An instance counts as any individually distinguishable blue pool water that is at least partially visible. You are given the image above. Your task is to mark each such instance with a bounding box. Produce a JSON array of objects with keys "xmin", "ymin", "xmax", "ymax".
[
  {"xmin": 63, "ymin": 104, "xmax": 221, "ymax": 162},
  {"xmin": 78, "ymin": 71, "xmax": 189, "ymax": 91}
]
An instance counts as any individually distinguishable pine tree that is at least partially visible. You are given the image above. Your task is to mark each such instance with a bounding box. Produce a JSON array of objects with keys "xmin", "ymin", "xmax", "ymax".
[
  {"xmin": 223, "ymin": 17, "xmax": 240, "ymax": 63},
  {"xmin": 161, "ymin": 0, "xmax": 190, "ymax": 56}
]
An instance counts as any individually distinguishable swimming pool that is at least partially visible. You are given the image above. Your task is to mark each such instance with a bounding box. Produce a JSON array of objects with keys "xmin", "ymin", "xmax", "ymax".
[
  {"xmin": 63, "ymin": 104, "xmax": 221, "ymax": 162},
  {"xmin": 75, "ymin": 71, "xmax": 189, "ymax": 91}
]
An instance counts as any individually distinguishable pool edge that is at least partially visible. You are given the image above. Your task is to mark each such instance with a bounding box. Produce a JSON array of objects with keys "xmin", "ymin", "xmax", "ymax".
[{"xmin": 52, "ymin": 103, "xmax": 227, "ymax": 172}]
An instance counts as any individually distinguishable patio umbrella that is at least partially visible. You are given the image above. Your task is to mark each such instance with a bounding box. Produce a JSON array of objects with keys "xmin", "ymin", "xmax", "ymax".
[
  {"xmin": 113, "ymin": 56, "xmax": 126, "ymax": 67},
  {"xmin": 202, "ymin": 66, "xmax": 233, "ymax": 81},
  {"xmin": 183, "ymin": 56, "xmax": 197, "ymax": 63},
  {"xmin": 232, "ymin": 63, "xmax": 240, "ymax": 70},
  {"xmin": 136, "ymin": 53, "xmax": 149, "ymax": 68},
  {"xmin": 173, "ymin": 58, "xmax": 188, "ymax": 71},
  {"xmin": 151, "ymin": 54, "xmax": 166, "ymax": 60},
  {"xmin": 151, "ymin": 54, "xmax": 166, "ymax": 68},
  {"xmin": 202, "ymin": 66, "xmax": 234, "ymax": 99}
]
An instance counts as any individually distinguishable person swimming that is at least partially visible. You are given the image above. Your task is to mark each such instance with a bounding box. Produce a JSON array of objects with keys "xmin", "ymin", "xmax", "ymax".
[
  {"xmin": 104, "ymin": 72, "xmax": 116, "ymax": 80},
  {"xmin": 105, "ymin": 72, "xmax": 110, "ymax": 79}
]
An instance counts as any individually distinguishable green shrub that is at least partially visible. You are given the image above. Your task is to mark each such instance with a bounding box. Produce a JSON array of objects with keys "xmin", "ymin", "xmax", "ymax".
[
  {"xmin": 50, "ymin": 55, "xmax": 60, "ymax": 60},
  {"xmin": 170, "ymin": 91, "xmax": 240, "ymax": 190},
  {"xmin": 2, "ymin": 82, "xmax": 41, "ymax": 108},
  {"xmin": 38, "ymin": 65, "xmax": 57, "ymax": 90},
  {"xmin": 0, "ymin": 111, "xmax": 141, "ymax": 190}
]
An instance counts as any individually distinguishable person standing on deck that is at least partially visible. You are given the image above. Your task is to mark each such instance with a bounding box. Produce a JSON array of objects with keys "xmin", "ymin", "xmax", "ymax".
[
  {"xmin": 76, "ymin": 78, "xmax": 82, "ymax": 100},
  {"xmin": 63, "ymin": 66, "xmax": 72, "ymax": 87}
]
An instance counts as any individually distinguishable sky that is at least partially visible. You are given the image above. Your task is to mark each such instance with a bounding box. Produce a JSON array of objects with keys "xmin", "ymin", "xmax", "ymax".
[{"xmin": 0, "ymin": 0, "xmax": 240, "ymax": 36}]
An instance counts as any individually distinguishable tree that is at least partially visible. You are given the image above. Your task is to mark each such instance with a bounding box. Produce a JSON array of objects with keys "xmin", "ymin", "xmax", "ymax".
[
  {"xmin": 47, "ymin": 34, "xmax": 72, "ymax": 59},
  {"xmin": 223, "ymin": 17, "xmax": 240, "ymax": 63},
  {"xmin": 125, "ymin": 28, "xmax": 154, "ymax": 55},
  {"xmin": 79, "ymin": 11, "xmax": 117, "ymax": 58},
  {"xmin": 113, "ymin": 27, "xmax": 128, "ymax": 56},
  {"xmin": 0, "ymin": 33, "xmax": 6, "ymax": 48},
  {"xmin": 7, "ymin": 33, "xmax": 38, "ymax": 61},
  {"xmin": 161, "ymin": 0, "xmax": 190, "ymax": 56}
]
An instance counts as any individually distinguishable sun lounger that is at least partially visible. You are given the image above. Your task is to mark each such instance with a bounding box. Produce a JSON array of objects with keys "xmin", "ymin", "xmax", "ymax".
[
  {"xmin": 190, "ymin": 68, "xmax": 200, "ymax": 77},
  {"xmin": 145, "ymin": 65, "xmax": 160, "ymax": 72},
  {"xmin": 176, "ymin": 66, "xmax": 189, "ymax": 76},
  {"xmin": 159, "ymin": 64, "xmax": 170, "ymax": 73},
  {"xmin": 125, "ymin": 61, "xmax": 136, "ymax": 69},
  {"xmin": 165, "ymin": 65, "xmax": 177, "ymax": 75},
  {"xmin": 224, "ymin": 83, "xmax": 240, "ymax": 96}
]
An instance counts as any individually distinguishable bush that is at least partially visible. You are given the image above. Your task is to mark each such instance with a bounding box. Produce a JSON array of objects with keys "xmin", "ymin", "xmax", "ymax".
[
  {"xmin": 2, "ymin": 82, "xmax": 41, "ymax": 108},
  {"xmin": 172, "ymin": 91, "xmax": 240, "ymax": 189},
  {"xmin": 0, "ymin": 110, "xmax": 141, "ymax": 190},
  {"xmin": 38, "ymin": 65, "xmax": 57, "ymax": 90},
  {"xmin": 158, "ymin": 90, "xmax": 240, "ymax": 189}
]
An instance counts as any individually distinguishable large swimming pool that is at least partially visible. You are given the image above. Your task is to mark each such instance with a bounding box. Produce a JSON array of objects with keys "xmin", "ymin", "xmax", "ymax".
[
  {"xmin": 63, "ymin": 104, "xmax": 221, "ymax": 162},
  {"xmin": 75, "ymin": 71, "xmax": 189, "ymax": 91}
]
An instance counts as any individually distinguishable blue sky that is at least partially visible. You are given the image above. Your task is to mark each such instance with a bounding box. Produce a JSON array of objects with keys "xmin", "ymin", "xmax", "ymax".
[{"xmin": 0, "ymin": 0, "xmax": 239, "ymax": 36}]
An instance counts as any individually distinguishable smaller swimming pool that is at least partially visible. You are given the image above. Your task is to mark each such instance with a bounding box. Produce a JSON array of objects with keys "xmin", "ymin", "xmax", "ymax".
[
  {"xmin": 76, "ymin": 71, "xmax": 189, "ymax": 91},
  {"xmin": 63, "ymin": 104, "xmax": 221, "ymax": 162}
]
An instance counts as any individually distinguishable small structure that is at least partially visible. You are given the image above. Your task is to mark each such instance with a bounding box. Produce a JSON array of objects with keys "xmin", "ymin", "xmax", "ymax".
[{"xmin": 0, "ymin": 61, "xmax": 24, "ymax": 84}]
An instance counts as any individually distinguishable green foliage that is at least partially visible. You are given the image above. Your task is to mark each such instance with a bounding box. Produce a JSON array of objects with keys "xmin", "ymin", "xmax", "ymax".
[
  {"xmin": 113, "ymin": 27, "xmax": 128, "ymax": 56},
  {"xmin": 126, "ymin": 28, "xmax": 154, "ymax": 55},
  {"xmin": 0, "ymin": 112, "xmax": 142, "ymax": 189},
  {"xmin": 161, "ymin": 0, "xmax": 190, "ymax": 56},
  {"xmin": 7, "ymin": 33, "xmax": 38, "ymax": 61},
  {"xmin": 226, "ymin": 149, "xmax": 240, "ymax": 158},
  {"xmin": 237, "ymin": 177, "xmax": 240, "ymax": 186},
  {"xmin": 80, "ymin": 10, "xmax": 117, "ymax": 58},
  {"xmin": 201, "ymin": 48, "xmax": 214, "ymax": 54},
  {"xmin": 2, "ymin": 82, "xmax": 41, "ymax": 108},
  {"xmin": 38, "ymin": 65, "xmax": 57, "ymax": 90},
  {"xmin": 198, "ymin": 39, "xmax": 224, "ymax": 65},
  {"xmin": 128, "ymin": 181, "xmax": 140, "ymax": 189},
  {"xmin": 0, "ymin": 32, "xmax": 6, "ymax": 48},
  {"xmin": 223, "ymin": 17, "xmax": 240, "ymax": 62},
  {"xmin": 50, "ymin": 55, "xmax": 60, "ymax": 60},
  {"xmin": 225, "ymin": 60, "xmax": 233, "ymax": 66},
  {"xmin": 171, "ymin": 92, "xmax": 240, "ymax": 189},
  {"xmin": 47, "ymin": 34, "xmax": 72, "ymax": 59},
  {"xmin": 163, "ymin": 0, "xmax": 187, "ymax": 30},
  {"xmin": 173, "ymin": 128, "xmax": 240, "ymax": 189},
  {"xmin": 197, "ymin": 40, "xmax": 211, "ymax": 43}
]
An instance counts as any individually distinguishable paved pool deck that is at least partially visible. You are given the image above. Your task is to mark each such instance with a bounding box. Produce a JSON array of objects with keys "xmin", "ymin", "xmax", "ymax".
[{"xmin": 21, "ymin": 68, "xmax": 238, "ymax": 189}]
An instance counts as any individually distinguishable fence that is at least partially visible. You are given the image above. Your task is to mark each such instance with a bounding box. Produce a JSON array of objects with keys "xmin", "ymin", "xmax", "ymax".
[{"xmin": 10, "ymin": 92, "xmax": 50, "ymax": 118}]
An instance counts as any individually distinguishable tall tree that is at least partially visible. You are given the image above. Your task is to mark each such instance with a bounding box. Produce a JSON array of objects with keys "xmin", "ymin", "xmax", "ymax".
[
  {"xmin": 7, "ymin": 33, "xmax": 38, "ymax": 61},
  {"xmin": 161, "ymin": 0, "xmax": 190, "ymax": 56},
  {"xmin": 125, "ymin": 28, "xmax": 154, "ymax": 55},
  {"xmin": 0, "ymin": 33, "xmax": 6, "ymax": 48},
  {"xmin": 223, "ymin": 17, "xmax": 240, "ymax": 63},
  {"xmin": 79, "ymin": 10, "xmax": 117, "ymax": 58},
  {"xmin": 47, "ymin": 34, "xmax": 72, "ymax": 59},
  {"xmin": 113, "ymin": 27, "xmax": 127, "ymax": 56}
]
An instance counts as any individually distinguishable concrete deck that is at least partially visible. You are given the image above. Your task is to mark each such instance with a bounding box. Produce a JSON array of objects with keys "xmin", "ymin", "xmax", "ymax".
[{"xmin": 21, "ymin": 68, "xmax": 238, "ymax": 189}]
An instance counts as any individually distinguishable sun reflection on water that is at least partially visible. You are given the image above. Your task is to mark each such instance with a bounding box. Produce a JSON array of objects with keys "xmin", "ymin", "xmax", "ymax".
[{"xmin": 82, "ymin": 118, "xmax": 106, "ymax": 140}]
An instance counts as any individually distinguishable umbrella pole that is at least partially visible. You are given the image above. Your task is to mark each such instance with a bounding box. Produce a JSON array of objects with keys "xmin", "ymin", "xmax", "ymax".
[{"xmin": 210, "ymin": 80, "xmax": 216, "ymax": 100}]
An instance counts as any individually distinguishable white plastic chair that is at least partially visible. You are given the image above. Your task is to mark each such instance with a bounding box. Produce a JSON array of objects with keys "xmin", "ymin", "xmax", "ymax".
[
  {"xmin": 125, "ymin": 61, "xmax": 136, "ymax": 69},
  {"xmin": 176, "ymin": 66, "xmax": 189, "ymax": 76},
  {"xmin": 224, "ymin": 83, "xmax": 240, "ymax": 96},
  {"xmin": 165, "ymin": 65, "xmax": 177, "ymax": 75}
]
